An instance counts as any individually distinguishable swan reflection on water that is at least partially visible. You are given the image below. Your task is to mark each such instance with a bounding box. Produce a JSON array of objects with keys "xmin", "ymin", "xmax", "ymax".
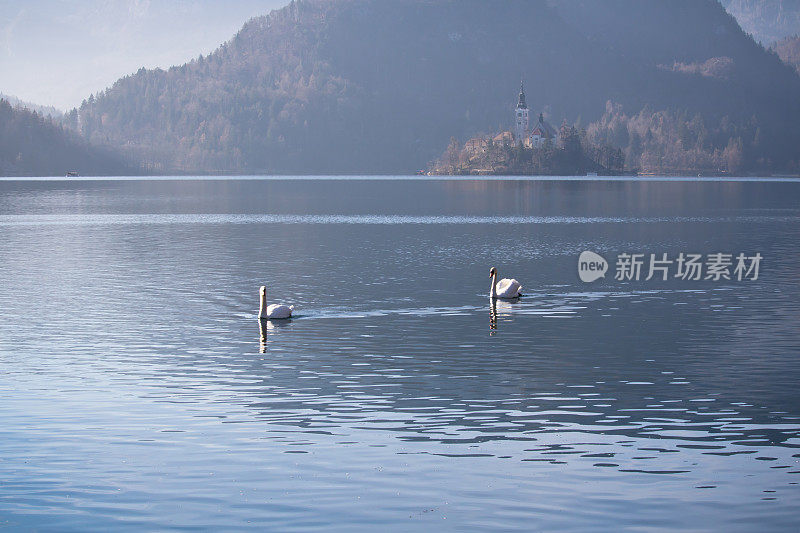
[
  {"xmin": 258, "ymin": 317, "xmax": 292, "ymax": 353},
  {"xmin": 489, "ymin": 297, "xmax": 519, "ymax": 333}
]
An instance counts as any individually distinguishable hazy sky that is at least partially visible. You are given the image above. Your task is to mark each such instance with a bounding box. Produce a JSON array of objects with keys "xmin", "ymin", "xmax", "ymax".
[{"xmin": 0, "ymin": 0, "xmax": 288, "ymax": 110}]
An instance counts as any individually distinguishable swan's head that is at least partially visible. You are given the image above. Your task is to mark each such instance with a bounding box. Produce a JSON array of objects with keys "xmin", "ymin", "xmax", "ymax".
[
  {"xmin": 489, "ymin": 267, "xmax": 497, "ymax": 278},
  {"xmin": 259, "ymin": 286, "xmax": 266, "ymax": 295}
]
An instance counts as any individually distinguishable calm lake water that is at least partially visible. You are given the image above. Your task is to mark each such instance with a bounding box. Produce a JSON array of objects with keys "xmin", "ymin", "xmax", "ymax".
[{"xmin": 0, "ymin": 177, "xmax": 798, "ymax": 531}]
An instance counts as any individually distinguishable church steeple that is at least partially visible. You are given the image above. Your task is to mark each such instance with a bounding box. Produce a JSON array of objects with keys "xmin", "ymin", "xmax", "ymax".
[
  {"xmin": 517, "ymin": 81, "xmax": 527, "ymax": 109},
  {"xmin": 514, "ymin": 80, "xmax": 530, "ymax": 143}
]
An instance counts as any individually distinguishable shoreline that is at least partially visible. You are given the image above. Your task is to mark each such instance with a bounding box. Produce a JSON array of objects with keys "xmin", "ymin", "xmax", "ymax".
[{"xmin": 1, "ymin": 174, "xmax": 800, "ymax": 183}]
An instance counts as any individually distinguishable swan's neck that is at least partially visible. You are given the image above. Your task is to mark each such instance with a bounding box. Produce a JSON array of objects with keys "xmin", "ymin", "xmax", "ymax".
[
  {"xmin": 490, "ymin": 274, "xmax": 498, "ymax": 298},
  {"xmin": 259, "ymin": 290, "xmax": 267, "ymax": 318}
]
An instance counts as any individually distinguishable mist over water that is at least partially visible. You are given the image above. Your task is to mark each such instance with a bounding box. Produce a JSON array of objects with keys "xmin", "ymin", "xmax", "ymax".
[{"xmin": 0, "ymin": 178, "xmax": 798, "ymax": 530}]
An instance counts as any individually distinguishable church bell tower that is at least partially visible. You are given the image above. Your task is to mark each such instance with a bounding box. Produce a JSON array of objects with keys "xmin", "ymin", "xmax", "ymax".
[{"xmin": 515, "ymin": 81, "xmax": 530, "ymax": 144}]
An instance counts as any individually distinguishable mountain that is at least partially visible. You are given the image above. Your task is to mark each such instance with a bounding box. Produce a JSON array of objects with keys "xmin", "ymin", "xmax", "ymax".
[
  {"xmin": 0, "ymin": 99, "xmax": 132, "ymax": 176},
  {"xmin": 773, "ymin": 34, "xmax": 800, "ymax": 73},
  {"xmin": 720, "ymin": 0, "xmax": 800, "ymax": 44},
  {"xmin": 70, "ymin": 0, "xmax": 800, "ymax": 174},
  {"xmin": 0, "ymin": 0, "xmax": 287, "ymax": 111}
]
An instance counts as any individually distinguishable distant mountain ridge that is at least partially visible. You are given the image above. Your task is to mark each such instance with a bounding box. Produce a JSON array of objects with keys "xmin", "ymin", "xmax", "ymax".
[
  {"xmin": 0, "ymin": 93, "xmax": 62, "ymax": 119},
  {"xmin": 772, "ymin": 34, "xmax": 800, "ymax": 73},
  {"xmin": 721, "ymin": 0, "xmax": 800, "ymax": 44},
  {"xmin": 69, "ymin": 0, "xmax": 800, "ymax": 174}
]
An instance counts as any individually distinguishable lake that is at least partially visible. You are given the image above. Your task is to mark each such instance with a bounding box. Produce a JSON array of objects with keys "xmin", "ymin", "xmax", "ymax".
[{"xmin": 0, "ymin": 177, "xmax": 798, "ymax": 531}]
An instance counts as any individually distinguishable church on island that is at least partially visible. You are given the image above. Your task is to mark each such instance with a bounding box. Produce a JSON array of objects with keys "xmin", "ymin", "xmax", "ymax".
[
  {"xmin": 513, "ymin": 81, "xmax": 558, "ymax": 148},
  {"xmin": 431, "ymin": 80, "xmax": 576, "ymax": 175},
  {"xmin": 476, "ymin": 81, "xmax": 560, "ymax": 150},
  {"xmin": 431, "ymin": 80, "xmax": 624, "ymax": 175}
]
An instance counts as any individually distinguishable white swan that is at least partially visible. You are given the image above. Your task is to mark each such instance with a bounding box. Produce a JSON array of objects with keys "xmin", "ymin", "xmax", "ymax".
[
  {"xmin": 489, "ymin": 267, "xmax": 523, "ymax": 299},
  {"xmin": 258, "ymin": 285, "xmax": 294, "ymax": 319}
]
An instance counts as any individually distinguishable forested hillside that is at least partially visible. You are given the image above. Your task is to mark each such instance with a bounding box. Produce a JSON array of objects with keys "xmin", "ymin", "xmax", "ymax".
[
  {"xmin": 0, "ymin": 99, "xmax": 132, "ymax": 176},
  {"xmin": 69, "ymin": 0, "xmax": 800, "ymax": 174}
]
